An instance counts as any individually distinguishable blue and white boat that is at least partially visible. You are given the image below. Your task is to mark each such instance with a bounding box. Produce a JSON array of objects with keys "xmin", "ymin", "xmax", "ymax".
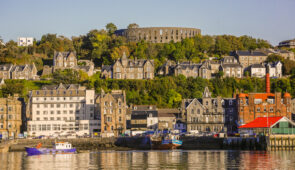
[{"xmin": 25, "ymin": 142, "xmax": 77, "ymax": 156}]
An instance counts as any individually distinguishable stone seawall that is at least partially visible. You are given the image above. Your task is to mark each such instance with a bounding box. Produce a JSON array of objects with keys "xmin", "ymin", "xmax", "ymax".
[{"xmin": 9, "ymin": 138, "xmax": 118, "ymax": 152}]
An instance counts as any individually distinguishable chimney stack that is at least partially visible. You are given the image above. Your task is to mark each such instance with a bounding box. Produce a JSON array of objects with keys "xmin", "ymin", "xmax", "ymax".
[{"xmin": 266, "ymin": 73, "xmax": 270, "ymax": 93}]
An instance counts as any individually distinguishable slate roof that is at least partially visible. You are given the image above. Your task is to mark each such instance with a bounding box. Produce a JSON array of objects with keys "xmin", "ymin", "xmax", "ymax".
[
  {"xmin": 131, "ymin": 110, "xmax": 158, "ymax": 119},
  {"xmin": 101, "ymin": 65, "xmax": 112, "ymax": 72},
  {"xmin": 235, "ymin": 50, "xmax": 267, "ymax": 56},
  {"xmin": 0, "ymin": 64, "xmax": 14, "ymax": 71},
  {"xmin": 42, "ymin": 84, "xmax": 81, "ymax": 90},
  {"xmin": 251, "ymin": 64, "xmax": 265, "ymax": 68}
]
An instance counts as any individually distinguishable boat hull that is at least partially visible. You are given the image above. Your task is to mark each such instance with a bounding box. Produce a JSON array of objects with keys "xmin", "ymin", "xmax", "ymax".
[
  {"xmin": 151, "ymin": 139, "xmax": 182, "ymax": 150},
  {"xmin": 25, "ymin": 147, "xmax": 76, "ymax": 156}
]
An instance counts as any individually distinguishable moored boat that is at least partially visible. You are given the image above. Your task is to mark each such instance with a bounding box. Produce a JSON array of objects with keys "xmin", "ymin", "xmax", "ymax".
[
  {"xmin": 25, "ymin": 142, "xmax": 76, "ymax": 156},
  {"xmin": 151, "ymin": 134, "xmax": 182, "ymax": 150}
]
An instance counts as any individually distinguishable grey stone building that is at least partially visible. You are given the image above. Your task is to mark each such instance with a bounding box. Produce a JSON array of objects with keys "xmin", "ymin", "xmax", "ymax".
[
  {"xmin": 0, "ymin": 63, "xmax": 38, "ymax": 80},
  {"xmin": 115, "ymin": 27, "xmax": 201, "ymax": 43},
  {"xmin": 101, "ymin": 53, "xmax": 154, "ymax": 79},
  {"xmin": 220, "ymin": 56, "xmax": 243, "ymax": 78},
  {"xmin": 233, "ymin": 50, "xmax": 268, "ymax": 69},
  {"xmin": 181, "ymin": 87, "xmax": 237, "ymax": 133},
  {"xmin": 42, "ymin": 51, "xmax": 95, "ymax": 76}
]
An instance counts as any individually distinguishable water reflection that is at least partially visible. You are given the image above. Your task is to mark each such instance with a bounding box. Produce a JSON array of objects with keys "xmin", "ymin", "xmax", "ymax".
[{"xmin": 0, "ymin": 150, "xmax": 295, "ymax": 170}]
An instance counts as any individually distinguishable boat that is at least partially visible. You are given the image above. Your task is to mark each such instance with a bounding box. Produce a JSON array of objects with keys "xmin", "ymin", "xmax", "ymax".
[
  {"xmin": 151, "ymin": 133, "xmax": 182, "ymax": 150},
  {"xmin": 25, "ymin": 142, "xmax": 77, "ymax": 156}
]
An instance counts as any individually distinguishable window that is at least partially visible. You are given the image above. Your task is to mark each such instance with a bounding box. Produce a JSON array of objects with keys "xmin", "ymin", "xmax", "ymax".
[
  {"xmin": 36, "ymin": 117, "xmax": 40, "ymax": 121},
  {"xmin": 43, "ymin": 111, "xmax": 48, "ymax": 115},
  {"xmin": 37, "ymin": 104, "xmax": 40, "ymax": 108},
  {"xmin": 57, "ymin": 104, "xmax": 61, "ymax": 108},
  {"xmin": 118, "ymin": 101, "xmax": 121, "ymax": 106},
  {"xmin": 57, "ymin": 111, "xmax": 61, "ymax": 114},
  {"xmin": 270, "ymin": 107, "xmax": 273, "ymax": 112},
  {"xmin": 0, "ymin": 107, "xmax": 3, "ymax": 112},
  {"xmin": 44, "ymin": 104, "xmax": 48, "ymax": 108},
  {"xmin": 50, "ymin": 117, "xmax": 54, "ymax": 120},
  {"xmin": 44, "ymin": 117, "xmax": 48, "ymax": 121},
  {"xmin": 229, "ymin": 100, "xmax": 233, "ymax": 105},
  {"xmin": 119, "ymin": 116, "xmax": 122, "ymax": 122},
  {"xmin": 8, "ymin": 115, "xmax": 12, "ymax": 120},
  {"xmin": 197, "ymin": 109, "xmax": 200, "ymax": 114},
  {"xmin": 63, "ymin": 111, "xmax": 67, "ymax": 114},
  {"xmin": 70, "ymin": 110, "xmax": 74, "ymax": 114},
  {"xmin": 107, "ymin": 117, "xmax": 112, "ymax": 122},
  {"xmin": 50, "ymin": 111, "xmax": 54, "ymax": 114},
  {"xmin": 51, "ymin": 104, "xmax": 54, "ymax": 108},
  {"xmin": 90, "ymin": 99, "xmax": 93, "ymax": 103},
  {"xmin": 37, "ymin": 111, "xmax": 40, "ymax": 115},
  {"xmin": 63, "ymin": 117, "xmax": 67, "ymax": 120},
  {"xmin": 70, "ymin": 104, "xmax": 73, "ymax": 108},
  {"xmin": 257, "ymin": 107, "xmax": 260, "ymax": 112},
  {"xmin": 104, "ymin": 109, "xmax": 106, "ymax": 114},
  {"xmin": 119, "ymin": 109, "xmax": 122, "ymax": 114},
  {"xmin": 57, "ymin": 117, "xmax": 61, "ymax": 120}
]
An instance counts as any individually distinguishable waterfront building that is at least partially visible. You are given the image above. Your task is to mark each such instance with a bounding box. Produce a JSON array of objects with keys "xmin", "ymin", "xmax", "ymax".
[
  {"xmin": 157, "ymin": 109, "xmax": 180, "ymax": 130},
  {"xmin": 0, "ymin": 63, "xmax": 38, "ymax": 80},
  {"xmin": 101, "ymin": 53, "xmax": 154, "ymax": 79},
  {"xmin": 262, "ymin": 48, "xmax": 295, "ymax": 61},
  {"xmin": 237, "ymin": 73, "xmax": 292, "ymax": 125},
  {"xmin": 278, "ymin": 39, "xmax": 295, "ymax": 48},
  {"xmin": 18, "ymin": 37, "xmax": 34, "ymax": 46},
  {"xmin": 239, "ymin": 116, "xmax": 295, "ymax": 135},
  {"xmin": 181, "ymin": 87, "xmax": 236, "ymax": 133},
  {"xmin": 27, "ymin": 83, "xmax": 99, "ymax": 137},
  {"xmin": 0, "ymin": 94, "xmax": 23, "ymax": 139},
  {"xmin": 96, "ymin": 90, "xmax": 127, "ymax": 137},
  {"xmin": 42, "ymin": 51, "xmax": 95, "ymax": 76},
  {"xmin": 115, "ymin": 27, "xmax": 201, "ymax": 43},
  {"xmin": 233, "ymin": 50, "xmax": 268, "ymax": 69},
  {"xmin": 130, "ymin": 105, "xmax": 158, "ymax": 132}
]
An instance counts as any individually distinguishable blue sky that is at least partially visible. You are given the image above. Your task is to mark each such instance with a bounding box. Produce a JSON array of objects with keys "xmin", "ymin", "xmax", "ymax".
[{"xmin": 0, "ymin": 0, "xmax": 294, "ymax": 45}]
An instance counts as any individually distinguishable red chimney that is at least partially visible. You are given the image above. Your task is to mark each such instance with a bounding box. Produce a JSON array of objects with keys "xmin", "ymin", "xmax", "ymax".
[{"xmin": 266, "ymin": 73, "xmax": 270, "ymax": 93}]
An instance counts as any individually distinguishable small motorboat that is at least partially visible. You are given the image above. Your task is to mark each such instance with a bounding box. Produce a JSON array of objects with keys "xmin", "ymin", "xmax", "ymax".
[{"xmin": 25, "ymin": 142, "xmax": 77, "ymax": 156}]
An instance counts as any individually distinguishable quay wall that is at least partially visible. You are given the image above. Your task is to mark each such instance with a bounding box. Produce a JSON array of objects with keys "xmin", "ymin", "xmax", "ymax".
[{"xmin": 9, "ymin": 138, "xmax": 117, "ymax": 152}]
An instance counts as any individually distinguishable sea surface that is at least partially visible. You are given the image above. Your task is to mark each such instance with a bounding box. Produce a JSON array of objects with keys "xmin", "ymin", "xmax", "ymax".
[{"xmin": 0, "ymin": 150, "xmax": 295, "ymax": 170}]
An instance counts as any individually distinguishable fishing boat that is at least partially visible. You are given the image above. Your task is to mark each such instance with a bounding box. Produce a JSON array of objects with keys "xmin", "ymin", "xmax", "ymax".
[
  {"xmin": 25, "ymin": 142, "xmax": 77, "ymax": 156},
  {"xmin": 151, "ymin": 133, "xmax": 182, "ymax": 150}
]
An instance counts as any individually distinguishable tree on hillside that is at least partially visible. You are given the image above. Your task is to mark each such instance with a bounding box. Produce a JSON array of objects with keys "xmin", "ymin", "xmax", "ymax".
[
  {"xmin": 106, "ymin": 23, "xmax": 117, "ymax": 35},
  {"xmin": 267, "ymin": 54, "xmax": 284, "ymax": 63},
  {"xmin": 127, "ymin": 23, "xmax": 139, "ymax": 29}
]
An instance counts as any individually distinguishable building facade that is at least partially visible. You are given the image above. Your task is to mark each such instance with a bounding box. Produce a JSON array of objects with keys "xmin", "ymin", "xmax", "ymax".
[
  {"xmin": 0, "ymin": 63, "xmax": 38, "ymax": 80},
  {"xmin": 115, "ymin": 27, "xmax": 201, "ymax": 43},
  {"xmin": 0, "ymin": 94, "xmax": 22, "ymax": 139},
  {"xmin": 237, "ymin": 74, "xmax": 292, "ymax": 125},
  {"xmin": 18, "ymin": 37, "xmax": 34, "ymax": 46},
  {"xmin": 42, "ymin": 51, "xmax": 95, "ymax": 76},
  {"xmin": 266, "ymin": 61, "xmax": 282, "ymax": 78},
  {"xmin": 130, "ymin": 105, "xmax": 158, "ymax": 132},
  {"xmin": 181, "ymin": 87, "xmax": 225, "ymax": 133},
  {"xmin": 220, "ymin": 56, "xmax": 243, "ymax": 78},
  {"xmin": 96, "ymin": 90, "xmax": 127, "ymax": 137},
  {"xmin": 278, "ymin": 39, "xmax": 295, "ymax": 48},
  {"xmin": 250, "ymin": 64, "xmax": 266, "ymax": 78},
  {"xmin": 101, "ymin": 53, "xmax": 154, "ymax": 79},
  {"xmin": 27, "ymin": 84, "xmax": 99, "ymax": 137},
  {"xmin": 233, "ymin": 50, "xmax": 268, "ymax": 69}
]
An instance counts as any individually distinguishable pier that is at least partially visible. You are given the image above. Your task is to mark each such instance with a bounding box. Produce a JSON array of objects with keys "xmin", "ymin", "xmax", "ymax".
[{"xmin": 267, "ymin": 135, "xmax": 295, "ymax": 151}]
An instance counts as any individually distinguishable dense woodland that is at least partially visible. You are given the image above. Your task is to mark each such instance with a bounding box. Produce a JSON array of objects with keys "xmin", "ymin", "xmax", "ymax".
[{"xmin": 0, "ymin": 23, "xmax": 295, "ymax": 108}]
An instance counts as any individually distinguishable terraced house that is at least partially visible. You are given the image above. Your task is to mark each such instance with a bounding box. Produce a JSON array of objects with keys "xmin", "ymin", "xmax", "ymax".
[
  {"xmin": 101, "ymin": 53, "xmax": 154, "ymax": 79},
  {"xmin": 96, "ymin": 90, "xmax": 127, "ymax": 137},
  {"xmin": 0, "ymin": 94, "xmax": 23, "ymax": 139},
  {"xmin": 0, "ymin": 63, "xmax": 38, "ymax": 80}
]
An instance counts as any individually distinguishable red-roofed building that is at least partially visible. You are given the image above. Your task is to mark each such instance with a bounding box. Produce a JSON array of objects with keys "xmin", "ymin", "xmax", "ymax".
[
  {"xmin": 239, "ymin": 116, "xmax": 295, "ymax": 135},
  {"xmin": 237, "ymin": 73, "xmax": 292, "ymax": 125}
]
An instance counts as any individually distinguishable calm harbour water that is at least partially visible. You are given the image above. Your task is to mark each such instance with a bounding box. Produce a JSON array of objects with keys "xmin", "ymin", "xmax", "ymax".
[{"xmin": 0, "ymin": 150, "xmax": 295, "ymax": 170}]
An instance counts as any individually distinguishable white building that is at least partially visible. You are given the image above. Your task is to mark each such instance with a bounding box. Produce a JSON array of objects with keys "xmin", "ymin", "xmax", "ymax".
[
  {"xmin": 18, "ymin": 37, "xmax": 34, "ymax": 46},
  {"xmin": 266, "ymin": 61, "xmax": 282, "ymax": 78},
  {"xmin": 250, "ymin": 64, "xmax": 266, "ymax": 78},
  {"xmin": 27, "ymin": 83, "xmax": 100, "ymax": 137}
]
